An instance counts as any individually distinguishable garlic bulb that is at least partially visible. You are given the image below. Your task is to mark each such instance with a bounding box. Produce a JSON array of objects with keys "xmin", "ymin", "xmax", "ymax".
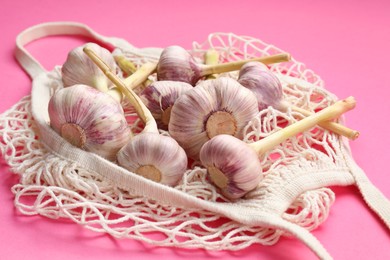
[
  {"xmin": 200, "ymin": 97, "xmax": 357, "ymax": 199},
  {"xmin": 117, "ymin": 132, "xmax": 188, "ymax": 186},
  {"xmin": 157, "ymin": 45, "xmax": 291, "ymax": 86},
  {"xmin": 84, "ymin": 47, "xmax": 188, "ymax": 186},
  {"xmin": 62, "ymin": 43, "xmax": 117, "ymax": 92},
  {"xmin": 48, "ymin": 84, "xmax": 131, "ymax": 161},
  {"xmin": 140, "ymin": 81, "xmax": 193, "ymax": 130},
  {"xmin": 238, "ymin": 62, "xmax": 283, "ymax": 111},
  {"xmin": 238, "ymin": 62, "xmax": 359, "ymax": 140},
  {"xmin": 169, "ymin": 77, "xmax": 259, "ymax": 159}
]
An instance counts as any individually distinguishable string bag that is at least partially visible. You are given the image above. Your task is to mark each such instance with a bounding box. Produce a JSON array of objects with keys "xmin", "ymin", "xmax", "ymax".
[{"xmin": 1, "ymin": 22, "xmax": 389, "ymax": 260}]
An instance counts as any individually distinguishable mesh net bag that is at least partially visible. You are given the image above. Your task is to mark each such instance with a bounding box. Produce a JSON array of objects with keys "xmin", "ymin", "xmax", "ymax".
[{"xmin": 1, "ymin": 22, "xmax": 389, "ymax": 260}]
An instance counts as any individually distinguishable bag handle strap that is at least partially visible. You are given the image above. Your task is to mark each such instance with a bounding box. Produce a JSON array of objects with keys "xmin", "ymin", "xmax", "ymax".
[
  {"xmin": 15, "ymin": 21, "xmax": 134, "ymax": 79},
  {"xmin": 341, "ymin": 142, "xmax": 390, "ymax": 229}
]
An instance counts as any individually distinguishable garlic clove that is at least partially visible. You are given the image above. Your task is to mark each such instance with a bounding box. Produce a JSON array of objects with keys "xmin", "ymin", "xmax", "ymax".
[
  {"xmin": 61, "ymin": 43, "xmax": 117, "ymax": 92},
  {"xmin": 199, "ymin": 134, "xmax": 262, "ymax": 200},
  {"xmin": 157, "ymin": 45, "xmax": 202, "ymax": 86},
  {"xmin": 117, "ymin": 132, "xmax": 188, "ymax": 186},
  {"xmin": 140, "ymin": 81, "xmax": 193, "ymax": 130},
  {"xmin": 48, "ymin": 84, "xmax": 131, "ymax": 161},
  {"xmin": 169, "ymin": 77, "xmax": 259, "ymax": 159},
  {"xmin": 238, "ymin": 61, "xmax": 283, "ymax": 111}
]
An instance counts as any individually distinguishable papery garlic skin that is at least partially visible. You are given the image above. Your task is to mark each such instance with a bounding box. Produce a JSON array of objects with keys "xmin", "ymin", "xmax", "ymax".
[
  {"xmin": 238, "ymin": 61, "xmax": 283, "ymax": 111},
  {"xmin": 117, "ymin": 132, "xmax": 188, "ymax": 186},
  {"xmin": 140, "ymin": 81, "xmax": 193, "ymax": 130},
  {"xmin": 157, "ymin": 46, "xmax": 202, "ymax": 86},
  {"xmin": 61, "ymin": 43, "xmax": 117, "ymax": 92},
  {"xmin": 48, "ymin": 84, "xmax": 131, "ymax": 161},
  {"xmin": 169, "ymin": 77, "xmax": 259, "ymax": 159},
  {"xmin": 200, "ymin": 134, "xmax": 262, "ymax": 200}
]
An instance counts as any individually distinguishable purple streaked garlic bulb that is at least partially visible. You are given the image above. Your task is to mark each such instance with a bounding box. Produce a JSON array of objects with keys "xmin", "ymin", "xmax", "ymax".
[
  {"xmin": 169, "ymin": 77, "xmax": 259, "ymax": 159},
  {"xmin": 48, "ymin": 84, "xmax": 131, "ymax": 161},
  {"xmin": 200, "ymin": 97, "xmax": 357, "ymax": 199},
  {"xmin": 117, "ymin": 132, "xmax": 188, "ymax": 186},
  {"xmin": 140, "ymin": 81, "xmax": 193, "ymax": 130},
  {"xmin": 238, "ymin": 62, "xmax": 360, "ymax": 140},
  {"xmin": 84, "ymin": 47, "xmax": 188, "ymax": 186},
  {"xmin": 157, "ymin": 46, "xmax": 201, "ymax": 86},
  {"xmin": 61, "ymin": 43, "xmax": 117, "ymax": 92},
  {"xmin": 157, "ymin": 45, "xmax": 291, "ymax": 86},
  {"xmin": 238, "ymin": 61, "xmax": 283, "ymax": 111}
]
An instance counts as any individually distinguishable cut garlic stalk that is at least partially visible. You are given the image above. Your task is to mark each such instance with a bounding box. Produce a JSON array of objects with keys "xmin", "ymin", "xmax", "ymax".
[
  {"xmin": 157, "ymin": 45, "xmax": 291, "ymax": 85},
  {"xmin": 48, "ymin": 84, "xmax": 132, "ymax": 161},
  {"xmin": 84, "ymin": 47, "xmax": 188, "ymax": 186},
  {"xmin": 116, "ymin": 55, "xmax": 192, "ymax": 130},
  {"xmin": 140, "ymin": 81, "xmax": 193, "ymax": 130},
  {"xmin": 204, "ymin": 49, "xmax": 220, "ymax": 79},
  {"xmin": 169, "ymin": 77, "xmax": 259, "ymax": 159},
  {"xmin": 238, "ymin": 61, "xmax": 359, "ymax": 140},
  {"xmin": 114, "ymin": 55, "xmax": 137, "ymax": 75},
  {"xmin": 62, "ymin": 43, "xmax": 117, "ymax": 92},
  {"xmin": 200, "ymin": 97, "xmax": 357, "ymax": 199}
]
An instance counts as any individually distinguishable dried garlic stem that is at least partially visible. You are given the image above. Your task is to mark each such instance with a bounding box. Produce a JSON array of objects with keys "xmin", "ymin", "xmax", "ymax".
[
  {"xmin": 204, "ymin": 49, "xmax": 220, "ymax": 79},
  {"xmin": 251, "ymin": 97, "xmax": 357, "ymax": 155},
  {"xmin": 279, "ymin": 101, "xmax": 359, "ymax": 140},
  {"xmin": 84, "ymin": 47, "xmax": 158, "ymax": 133},
  {"xmin": 115, "ymin": 55, "xmax": 137, "ymax": 75},
  {"xmin": 200, "ymin": 53, "xmax": 291, "ymax": 76},
  {"xmin": 123, "ymin": 62, "xmax": 156, "ymax": 91}
]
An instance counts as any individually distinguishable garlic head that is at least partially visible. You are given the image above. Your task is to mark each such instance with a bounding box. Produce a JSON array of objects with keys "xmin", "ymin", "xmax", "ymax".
[
  {"xmin": 140, "ymin": 81, "xmax": 193, "ymax": 130},
  {"xmin": 200, "ymin": 134, "xmax": 262, "ymax": 200},
  {"xmin": 61, "ymin": 43, "xmax": 117, "ymax": 92},
  {"xmin": 169, "ymin": 77, "xmax": 259, "ymax": 159},
  {"xmin": 117, "ymin": 132, "xmax": 188, "ymax": 186},
  {"xmin": 48, "ymin": 84, "xmax": 131, "ymax": 161},
  {"xmin": 157, "ymin": 45, "xmax": 202, "ymax": 86},
  {"xmin": 238, "ymin": 61, "xmax": 283, "ymax": 111}
]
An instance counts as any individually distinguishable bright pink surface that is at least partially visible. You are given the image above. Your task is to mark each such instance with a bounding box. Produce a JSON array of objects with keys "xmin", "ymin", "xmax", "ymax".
[{"xmin": 1, "ymin": 1, "xmax": 390, "ymax": 259}]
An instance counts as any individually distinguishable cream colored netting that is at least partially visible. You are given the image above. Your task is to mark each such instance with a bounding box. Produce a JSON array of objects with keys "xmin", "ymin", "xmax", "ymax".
[{"xmin": 1, "ymin": 33, "xmax": 348, "ymax": 250}]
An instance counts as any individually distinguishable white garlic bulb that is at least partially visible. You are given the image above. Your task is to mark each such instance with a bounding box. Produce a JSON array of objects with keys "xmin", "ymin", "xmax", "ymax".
[
  {"xmin": 169, "ymin": 77, "xmax": 259, "ymax": 159},
  {"xmin": 140, "ymin": 81, "xmax": 193, "ymax": 130},
  {"xmin": 157, "ymin": 46, "xmax": 202, "ymax": 86},
  {"xmin": 200, "ymin": 135, "xmax": 262, "ymax": 199},
  {"xmin": 61, "ymin": 43, "xmax": 117, "ymax": 92},
  {"xmin": 48, "ymin": 84, "xmax": 131, "ymax": 161},
  {"xmin": 117, "ymin": 132, "xmax": 188, "ymax": 186},
  {"xmin": 84, "ymin": 47, "xmax": 188, "ymax": 186},
  {"xmin": 200, "ymin": 97, "xmax": 357, "ymax": 199},
  {"xmin": 238, "ymin": 61, "xmax": 283, "ymax": 111}
]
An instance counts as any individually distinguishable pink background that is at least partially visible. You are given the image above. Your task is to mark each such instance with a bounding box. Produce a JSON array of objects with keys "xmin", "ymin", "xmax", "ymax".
[{"xmin": 1, "ymin": 1, "xmax": 390, "ymax": 259}]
